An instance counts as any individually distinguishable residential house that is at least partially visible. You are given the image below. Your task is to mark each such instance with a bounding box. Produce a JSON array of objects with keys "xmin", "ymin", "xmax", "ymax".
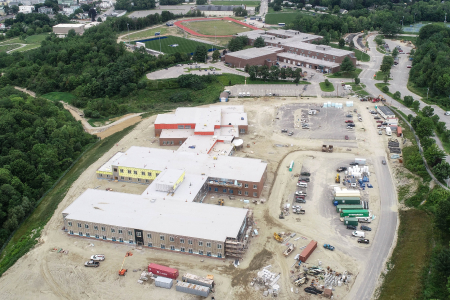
[
  {"xmin": 38, "ymin": 6, "xmax": 53, "ymax": 14},
  {"xmin": 19, "ymin": 5, "xmax": 35, "ymax": 14}
]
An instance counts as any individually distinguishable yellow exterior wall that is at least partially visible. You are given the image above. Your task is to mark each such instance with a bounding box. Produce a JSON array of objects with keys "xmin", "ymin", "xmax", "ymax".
[
  {"xmin": 173, "ymin": 172, "xmax": 185, "ymax": 190},
  {"xmin": 118, "ymin": 166, "xmax": 161, "ymax": 180},
  {"xmin": 96, "ymin": 171, "xmax": 113, "ymax": 176}
]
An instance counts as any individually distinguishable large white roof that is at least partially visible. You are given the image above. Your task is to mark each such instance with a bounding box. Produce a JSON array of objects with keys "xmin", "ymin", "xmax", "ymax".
[
  {"xmin": 63, "ymin": 189, "xmax": 248, "ymax": 242},
  {"xmin": 111, "ymin": 146, "xmax": 266, "ymax": 182}
]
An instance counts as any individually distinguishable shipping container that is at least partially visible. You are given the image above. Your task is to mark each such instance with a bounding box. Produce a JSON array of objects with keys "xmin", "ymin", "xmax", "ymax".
[
  {"xmin": 176, "ymin": 281, "xmax": 210, "ymax": 297},
  {"xmin": 344, "ymin": 217, "xmax": 359, "ymax": 226},
  {"xmin": 148, "ymin": 263, "xmax": 179, "ymax": 279},
  {"xmin": 334, "ymin": 196, "xmax": 361, "ymax": 201},
  {"xmin": 299, "ymin": 240, "xmax": 317, "ymax": 262},
  {"xmin": 340, "ymin": 209, "xmax": 369, "ymax": 218},
  {"xmin": 155, "ymin": 276, "xmax": 173, "ymax": 289},
  {"xmin": 182, "ymin": 273, "xmax": 215, "ymax": 289},
  {"xmin": 332, "ymin": 199, "xmax": 361, "ymax": 205},
  {"xmin": 336, "ymin": 204, "xmax": 364, "ymax": 213}
]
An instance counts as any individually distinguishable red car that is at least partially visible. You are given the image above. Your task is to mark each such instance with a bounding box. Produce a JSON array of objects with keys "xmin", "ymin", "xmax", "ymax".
[
  {"xmin": 345, "ymin": 135, "xmax": 349, "ymax": 140},
  {"xmin": 407, "ymin": 65, "xmax": 412, "ymax": 68},
  {"xmin": 345, "ymin": 120, "xmax": 354, "ymax": 123},
  {"xmin": 376, "ymin": 120, "xmax": 383, "ymax": 123}
]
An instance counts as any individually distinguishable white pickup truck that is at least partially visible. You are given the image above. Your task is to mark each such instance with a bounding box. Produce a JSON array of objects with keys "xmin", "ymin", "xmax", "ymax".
[{"xmin": 90, "ymin": 254, "xmax": 105, "ymax": 261}]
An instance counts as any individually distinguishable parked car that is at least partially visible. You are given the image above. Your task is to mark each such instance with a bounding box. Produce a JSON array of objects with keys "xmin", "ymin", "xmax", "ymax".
[
  {"xmin": 361, "ymin": 225, "xmax": 372, "ymax": 231},
  {"xmin": 407, "ymin": 65, "xmax": 412, "ymax": 68},
  {"xmin": 295, "ymin": 191, "xmax": 307, "ymax": 196},
  {"xmin": 300, "ymin": 172, "xmax": 311, "ymax": 176},
  {"xmin": 281, "ymin": 129, "xmax": 288, "ymax": 133},
  {"xmin": 345, "ymin": 135, "xmax": 349, "ymax": 140},
  {"xmin": 347, "ymin": 225, "xmax": 357, "ymax": 230},
  {"xmin": 346, "ymin": 114, "xmax": 353, "ymax": 117},
  {"xmin": 376, "ymin": 120, "xmax": 383, "ymax": 123},
  {"xmin": 382, "ymin": 159, "xmax": 386, "ymax": 165},
  {"xmin": 90, "ymin": 255, "xmax": 105, "ymax": 261},
  {"xmin": 358, "ymin": 238, "xmax": 370, "ymax": 244},
  {"xmin": 85, "ymin": 260, "xmax": 100, "ymax": 267},
  {"xmin": 288, "ymin": 131, "xmax": 294, "ymax": 136},
  {"xmin": 352, "ymin": 231, "xmax": 365, "ymax": 237},
  {"xmin": 378, "ymin": 130, "xmax": 382, "ymax": 135},
  {"xmin": 350, "ymin": 162, "xmax": 359, "ymax": 166},
  {"xmin": 374, "ymin": 116, "xmax": 381, "ymax": 119},
  {"xmin": 296, "ymin": 198, "xmax": 306, "ymax": 203},
  {"xmin": 345, "ymin": 120, "xmax": 354, "ymax": 123},
  {"xmin": 347, "ymin": 123, "xmax": 355, "ymax": 127},
  {"xmin": 337, "ymin": 167, "xmax": 347, "ymax": 172},
  {"xmin": 299, "ymin": 177, "xmax": 310, "ymax": 182},
  {"xmin": 323, "ymin": 244, "xmax": 335, "ymax": 251}
]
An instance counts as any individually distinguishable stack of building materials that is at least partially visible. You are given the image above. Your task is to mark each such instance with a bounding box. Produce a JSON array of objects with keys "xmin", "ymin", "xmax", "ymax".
[
  {"xmin": 347, "ymin": 165, "xmax": 369, "ymax": 178},
  {"xmin": 333, "ymin": 188, "xmax": 361, "ymax": 205},
  {"xmin": 388, "ymin": 139, "xmax": 401, "ymax": 153},
  {"xmin": 182, "ymin": 273, "xmax": 215, "ymax": 289},
  {"xmin": 176, "ymin": 282, "xmax": 210, "ymax": 297},
  {"xmin": 155, "ymin": 276, "xmax": 173, "ymax": 289}
]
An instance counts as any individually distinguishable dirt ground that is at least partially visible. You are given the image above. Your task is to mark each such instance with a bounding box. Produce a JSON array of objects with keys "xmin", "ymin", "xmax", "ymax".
[{"xmin": 0, "ymin": 96, "xmax": 398, "ymax": 300}]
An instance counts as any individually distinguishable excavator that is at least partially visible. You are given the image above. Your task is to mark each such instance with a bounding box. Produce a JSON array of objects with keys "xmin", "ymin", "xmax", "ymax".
[
  {"xmin": 118, "ymin": 251, "xmax": 133, "ymax": 276},
  {"xmin": 273, "ymin": 233, "xmax": 283, "ymax": 243},
  {"xmin": 335, "ymin": 174, "xmax": 340, "ymax": 183}
]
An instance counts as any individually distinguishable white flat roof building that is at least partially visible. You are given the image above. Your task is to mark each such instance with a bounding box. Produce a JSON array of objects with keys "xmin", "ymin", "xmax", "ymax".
[{"xmin": 63, "ymin": 189, "xmax": 248, "ymax": 242}]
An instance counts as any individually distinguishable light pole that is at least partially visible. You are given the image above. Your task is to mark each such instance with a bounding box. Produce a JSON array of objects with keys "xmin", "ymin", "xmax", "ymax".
[
  {"xmin": 214, "ymin": 26, "xmax": 216, "ymax": 49},
  {"xmin": 159, "ymin": 34, "xmax": 161, "ymax": 53}
]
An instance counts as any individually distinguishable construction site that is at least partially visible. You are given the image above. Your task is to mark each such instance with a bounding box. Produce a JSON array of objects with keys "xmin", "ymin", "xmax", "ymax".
[{"xmin": 0, "ymin": 95, "xmax": 402, "ymax": 300}]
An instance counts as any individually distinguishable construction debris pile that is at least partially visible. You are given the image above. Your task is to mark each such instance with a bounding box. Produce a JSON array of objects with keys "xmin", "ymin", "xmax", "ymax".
[
  {"xmin": 252, "ymin": 265, "xmax": 280, "ymax": 297},
  {"xmin": 388, "ymin": 138, "xmax": 401, "ymax": 154}
]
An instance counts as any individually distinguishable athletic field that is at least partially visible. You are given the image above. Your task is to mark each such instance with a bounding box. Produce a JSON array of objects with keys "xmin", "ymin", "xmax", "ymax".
[
  {"xmin": 139, "ymin": 35, "xmax": 222, "ymax": 54},
  {"xmin": 184, "ymin": 20, "xmax": 253, "ymax": 36}
]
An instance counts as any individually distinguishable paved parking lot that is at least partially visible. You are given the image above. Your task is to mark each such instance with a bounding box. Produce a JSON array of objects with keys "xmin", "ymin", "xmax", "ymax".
[
  {"xmin": 228, "ymin": 83, "xmax": 318, "ymax": 97},
  {"xmin": 275, "ymin": 103, "xmax": 357, "ymax": 140}
]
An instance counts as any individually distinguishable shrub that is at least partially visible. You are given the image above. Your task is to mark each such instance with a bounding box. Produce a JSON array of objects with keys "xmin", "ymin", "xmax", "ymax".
[{"xmin": 382, "ymin": 85, "xmax": 389, "ymax": 93}]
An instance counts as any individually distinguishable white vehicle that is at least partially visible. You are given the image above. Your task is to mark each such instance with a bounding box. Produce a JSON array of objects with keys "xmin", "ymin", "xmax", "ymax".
[
  {"xmin": 385, "ymin": 127, "xmax": 392, "ymax": 136},
  {"xmin": 90, "ymin": 254, "xmax": 105, "ymax": 261},
  {"xmin": 295, "ymin": 191, "xmax": 307, "ymax": 196},
  {"xmin": 297, "ymin": 182, "xmax": 307, "ymax": 188},
  {"xmin": 445, "ymin": 111, "xmax": 450, "ymax": 116},
  {"xmin": 352, "ymin": 231, "xmax": 365, "ymax": 238}
]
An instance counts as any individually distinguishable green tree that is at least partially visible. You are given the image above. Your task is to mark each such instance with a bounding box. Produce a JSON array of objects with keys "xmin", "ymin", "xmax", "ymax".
[
  {"xmin": 404, "ymin": 95, "xmax": 414, "ymax": 107},
  {"xmin": 416, "ymin": 117, "xmax": 435, "ymax": 139},
  {"xmin": 393, "ymin": 91, "xmax": 401, "ymax": 99},
  {"xmin": 355, "ymin": 77, "xmax": 360, "ymax": 84},
  {"xmin": 392, "ymin": 47, "xmax": 399, "ymax": 58},
  {"xmin": 412, "ymin": 100, "xmax": 420, "ymax": 110},
  {"xmin": 349, "ymin": 40, "xmax": 355, "ymax": 49},
  {"xmin": 340, "ymin": 56, "xmax": 355, "ymax": 73},
  {"xmin": 338, "ymin": 38, "xmax": 345, "ymax": 48},
  {"xmin": 382, "ymin": 85, "xmax": 389, "ymax": 93},
  {"xmin": 212, "ymin": 50, "xmax": 220, "ymax": 61},
  {"xmin": 253, "ymin": 36, "xmax": 265, "ymax": 48},
  {"xmin": 233, "ymin": 6, "xmax": 248, "ymax": 16},
  {"xmin": 325, "ymin": 79, "xmax": 331, "ymax": 87},
  {"xmin": 422, "ymin": 105, "xmax": 435, "ymax": 117},
  {"xmin": 383, "ymin": 76, "xmax": 389, "ymax": 84},
  {"xmin": 437, "ymin": 121, "xmax": 447, "ymax": 134},
  {"xmin": 434, "ymin": 162, "xmax": 450, "ymax": 180},
  {"xmin": 196, "ymin": 0, "xmax": 207, "ymax": 4},
  {"xmin": 380, "ymin": 21, "xmax": 402, "ymax": 37},
  {"xmin": 97, "ymin": 17, "xmax": 102, "ymax": 22},
  {"xmin": 193, "ymin": 45, "xmax": 208, "ymax": 63},
  {"xmin": 425, "ymin": 144, "xmax": 446, "ymax": 167},
  {"xmin": 273, "ymin": 4, "xmax": 282, "ymax": 11}
]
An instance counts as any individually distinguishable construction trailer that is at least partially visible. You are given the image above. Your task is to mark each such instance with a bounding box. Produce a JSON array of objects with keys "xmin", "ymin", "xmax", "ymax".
[
  {"xmin": 344, "ymin": 217, "xmax": 359, "ymax": 226},
  {"xmin": 334, "ymin": 196, "xmax": 361, "ymax": 201},
  {"xmin": 340, "ymin": 209, "xmax": 369, "ymax": 218},
  {"xmin": 182, "ymin": 273, "xmax": 215, "ymax": 289},
  {"xmin": 336, "ymin": 204, "xmax": 364, "ymax": 213},
  {"xmin": 333, "ymin": 199, "xmax": 361, "ymax": 205},
  {"xmin": 176, "ymin": 281, "xmax": 210, "ymax": 297}
]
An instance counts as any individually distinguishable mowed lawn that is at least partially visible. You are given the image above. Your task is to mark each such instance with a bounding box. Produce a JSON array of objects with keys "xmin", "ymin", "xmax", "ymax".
[
  {"xmin": 184, "ymin": 20, "xmax": 253, "ymax": 36},
  {"xmin": 142, "ymin": 36, "xmax": 222, "ymax": 54},
  {"xmin": 127, "ymin": 27, "xmax": 168, "ymax": 41},
  {"xmin": 211, "ymin": 1, "xmax": 260, "ymax": 6},
  {"xmin": 265, "ymin": 11, "xmax": 314, "ymax": 24}
]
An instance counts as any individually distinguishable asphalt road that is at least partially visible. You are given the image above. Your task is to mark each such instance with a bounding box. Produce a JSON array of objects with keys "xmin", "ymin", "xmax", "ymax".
[{"xmin": 348, "ymin": 157, "xmax": 398, "ymax": 300}]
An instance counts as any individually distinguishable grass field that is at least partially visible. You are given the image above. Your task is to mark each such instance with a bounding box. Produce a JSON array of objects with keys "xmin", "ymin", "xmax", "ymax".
[
  {"xmin": 345, "ymin": 82, "xmax": 369, "ymax": 96},
  {"xmin": 211, "ymin": 1, "xmax": 260, "ymax": 6},
  {"xmin": 0, "ymin": 44, "xmax": 22, "ymax": 52},
  {"xmin": 127, "ymin": 27, "xmax": 168, "ymax": 41},
  {"xmin": 319, "ymin": 81, "xmax": 335, "ymax": 92},
  {"xmin": 377, "ymin": 209, "xmax": 433, "ymax": 300},
  {"xmin": 42, "ymin": 92, "xmax": 77, "ymax": 103},
  {"xmin": 0, "ymin": 33, "xmax": 49, "ymax": 53},
  {"xmin": 265, "ymin": 11, "xmax": 315, "ymax": 24},
  {"xmin": 184, "ymin": 20, "xmax": 252, "ymax": 36},
  {"xmin": 0, "ymin": 123, "xmax": 140, "ymax": 276},
  {"xmin": 141, "ymin": 35, "xmax": 222, "ymax": 54},
  {"xmin": 327, "ymin": 68, "xmax": 363, "ymax": 78},
  {"xmin": 375, "ymin": 71, "xmax": 392, "ymax": 80}
]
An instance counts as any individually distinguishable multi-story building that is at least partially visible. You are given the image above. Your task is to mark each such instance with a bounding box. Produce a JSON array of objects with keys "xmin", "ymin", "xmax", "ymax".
[{"xmin": 225, "ymin": 29, "xmax": 357, "ymax": 73}]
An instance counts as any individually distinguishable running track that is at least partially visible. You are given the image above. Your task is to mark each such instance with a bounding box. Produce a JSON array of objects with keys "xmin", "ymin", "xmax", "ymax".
[{"xmin": 174, "ymin": 17, "xmax": 259, "ymax": 37}]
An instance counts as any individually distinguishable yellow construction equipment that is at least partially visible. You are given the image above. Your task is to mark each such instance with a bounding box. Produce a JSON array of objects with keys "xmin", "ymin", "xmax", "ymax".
[
  {"xmin": 217, "ymin": 199, "xmax": 224, "ymax": 206},
  {"xmin": 273, "ymin": 233, "xmax": 283, "ymax": 243},
  {"xmin": 335, "ymin": 174, "xmax": 340, "ymax": 183}
]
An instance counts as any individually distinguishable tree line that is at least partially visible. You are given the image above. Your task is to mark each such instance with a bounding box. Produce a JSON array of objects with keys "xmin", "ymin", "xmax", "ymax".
[
  {"xmin": 0, "ymin": 86, "xmax": 96, "ymax": 249},
  {"xmin": 245, "ymin": 65, "xmax": 303, "ymax": 83}
]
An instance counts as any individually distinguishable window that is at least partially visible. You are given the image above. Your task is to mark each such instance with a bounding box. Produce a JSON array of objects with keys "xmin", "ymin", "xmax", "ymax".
[
  {"xmin": 118, "ymin": 229, "xmax": 122, "ymax": 234},
  {"xmin": 163, "ymin": 141, "xmax": 167, "ymax": 145},
  {"xmin": 240, "ymin": 129, "xmax": 245, "ymax": 133},
  {"xmin": 179, "ymin": 141, "xmax": 183, "ymax": 145},
  {"xmin": 112, "ymin": 237, "xmax": 116, "ymax": 241},
  {"xmin": 198, "ymin": 241, "xmax": 203, "ymax": 246},
  {"xmin": 218, "ymin": 253, "xmax": 222, "ymax": 258},
  {"xmin": 229, "ymin": 189, "xmax": 233, "ymax": 194},
  {"xmin": 138, "ymin": 178, "xmax": 141, "ymax": 182},
  {"xmin": 147, "ymin": 233, "xmax": 152, "ymax": 239},
  {"xmin": 214, "ymin": 188, "xmax": 218, "ymax": 192},
  {"xmin": 171, "ymin": 141, "xmax": 174, "ymax": 145},
  {"xmin": 217, "ymin": 244, "xmax": 222, "ymax": 249},
  {"xmin": 223, "ymin": 188, "xmax": 227, "ymax": 193},
  {"xmin": 207, "ymin": 252, "xmax": 211, "ymax": 256},
  {"xmin": 147, "ymin": 172, "xmax": 152, "ymax": 176},
  {"xmin": 161, "ymin": 244, "xmax": 165, "ymax": 249},
  {"xmin": 181, "ymin": 247, "xmax": 185, "ymax": 252},
  {"xmin": 206, "ymin": 242, "xmax": 211, "ymax": 248},
  {"xmin": 106, "ymin": 175, "xmax": 110, "ymax": 178},
  {"xmin": 120, "ymin": 176, "xmax": 124, "ymax": 180},
  {"xmin": 129, "ymin": 240, "xmax": 133, "ymax": 244},
  {"xmin": 245, "ymin": 191, "xmax": 248, "ymax": 196},
  {"xmin": 169, "ymin": 237, "xmax": 174, "ymax": 242},
  {"xmin": 170, "ymin": 246, "xmax": 175, "ymax": 251},
  {"xmin": 136, "ymin": 232, "xmax": 141, "ymax": 237},
  {"xmin": 253, "ymin": 184, "xmax": 257, "ymax": 189},
  {"xmin": 69, "ymin": 230, "xmax": 73, "ymax": 234},
  {"xmin": 199, "ymin": 250, "xmax": 204, "ymax": 255},
  {"xmin": 180, "ymin": 238, "xmax": 185, "ymax": 244},
  {"xmin": 146, "ymin": 180, "xmax": 149, "ymax": 183},
  {"xmin": 188, "ymin": 249, "xmax": 193, "ymax": 253},
  {"xmin": 77, "ymin": 223, "xmax": 81, "ymax": 228},
  {"xmin": 141, "ymin": 172, "xmax": 145, "ymax": 175},
  {"xmin": 101, "ymin": 227, "xmax": 105, "ymax": 231},
  {"xmin": 244, "ymin": 184, "xmax": 248, "ymax": 188},
  {"xmin": 148, "ymin": 243, "xmax": 153, "ymax": 247},
  {"xmin": 178, "ymin": 125, "xmax": 184, "ymax": 129},
  {"xmin": 128, "ymin": 170, "xmax": 131, "ymax": 174},
  {"xmin": 160, "ymin": 235, "xmax": 165, "ymax": 241},
  {"xmin": 133, "ymin": 171, "xmax": 137, "ymax": 175},
  {"xmin": 185, "ymin": 125, "xmax": 191, "ymax": 129},
  {"xmin": 111, "ymin": 228, "xmax": 115, "ymax": 233},
  {"xmin": 188, "ymin": 239, "xmax": 193, "ymax": 245},
  {"xmin": 128, "ymin": 231, "xmax": 132, "ymax": 236},
  {"xmin": 102, "ymin": 236, "xmax": 106, "ymax": 240},
  {"xmin": 99, "ymin": 174, "xmax": 102, "ymax": 177},
  {"xmin": 119, "ymin": 238, "xmax": 123, "ymax": 242},
  {"xmin": 68, "ymin": 222, "xmax": 72, "ymax": 227},
  {"xmin": 95, "ymin": 235, "xmax": 99, "ymax": 239},
  {"xmin": 253, "ymin": 192, "xmax": 257, "ymax": 197},
  {"xmin": 120, "ymin": 169, "xmax": 123, "ymax": 173},
  {"xmin": 114, "ymin": 168, "xmax": 117, "ymax": 172},
  {"xmin": 78, "ymin": 232, "xmax": 83, "ymax": 236},
  {"xmin": 129, "ymin": 177, "xmax": 132, "ymax": 181},
  {"xmin": 238, "ymin": 190, "xmax": 242, "ymax": 195}
]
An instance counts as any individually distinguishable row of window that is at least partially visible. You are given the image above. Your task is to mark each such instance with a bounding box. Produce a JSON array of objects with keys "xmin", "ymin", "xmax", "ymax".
[
  {"xmin": 117, "ymin": 177, "xmax": 151, "ymax": 182},
  {"xmin": 68, "ymin": 231, "xmax": 222, "ymax": 257},
  {"xmin": 177, "ymin": 125, "xmax": 192, "ymax": 129},
  {"xmin": 162, "ymin": 140, "xmax": 183, "ymax": 145},
  {"xmin": 118, "ymin": 169, "xmax": 155, "ymax": 176},
  {"xmin": 209, "ymin": 187, "xmax": 257, "ymax": 197}
]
